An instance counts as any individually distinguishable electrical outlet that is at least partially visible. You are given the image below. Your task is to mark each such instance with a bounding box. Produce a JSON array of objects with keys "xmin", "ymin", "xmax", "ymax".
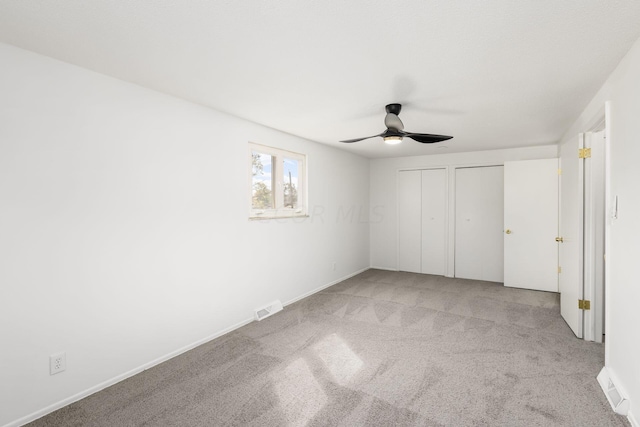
[
  {"xmin": 50, "ymin": 352, "xmax": 66, "ymax": 375},
  {"xmin": 332, "ymin": 262, "xmax": 336, "ymax": 271}
]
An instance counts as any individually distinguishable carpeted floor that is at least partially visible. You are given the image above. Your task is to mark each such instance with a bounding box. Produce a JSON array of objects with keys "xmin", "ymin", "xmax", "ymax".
[{"xmin": 28, "ymin": 269, "xmax": 628, "ymax": 426}]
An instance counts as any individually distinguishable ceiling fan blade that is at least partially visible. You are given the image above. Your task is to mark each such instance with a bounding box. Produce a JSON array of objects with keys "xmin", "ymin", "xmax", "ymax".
[
  {"xmin": 404, "ymin": 133, "xmax": 453, "ymax": 144},
  {"xmin": 340, "ymin": 133, "xmax": 383, "ymax": 143},
  {"xmin": 341, "ymin": 104, "xmax": 454, "ymax": 144},
  {"xmin": 384, "ymin": 113, "xmax": 404, "ymax": 131}
]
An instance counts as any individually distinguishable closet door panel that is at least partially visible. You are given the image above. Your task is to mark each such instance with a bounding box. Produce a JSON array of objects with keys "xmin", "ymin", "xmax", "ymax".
[
  {"xmin": 421, "ymin": 169, "xmax": 446, "ymax": 275},
  {"xmin": 455, "ymin": 166, "xmax": 504, "ymax": 282},
  {"xmin": 482, "ymin": 166, "xmax": 505, "ymax": 282},
  {"xmin": 398, "ymin": 170, "xmax": 421, "ymax": 273}
]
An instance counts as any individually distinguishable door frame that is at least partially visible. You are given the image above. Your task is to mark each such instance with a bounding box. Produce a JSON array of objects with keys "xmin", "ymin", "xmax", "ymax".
[
  {"xmin": 603, "ymin": 101, "xmax": 612, "ymax": 360},
  {"xmin": 583, "ymin": 129, "xmax": 605, "ymax": 343},
  {"xmin": 579, "ymin": 101, "xmax": 611, "ymax": 344}
]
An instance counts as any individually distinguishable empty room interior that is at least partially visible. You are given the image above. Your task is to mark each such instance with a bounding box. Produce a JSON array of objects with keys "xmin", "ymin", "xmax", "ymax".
[{"xmin": 2, "ymin": 2, "xmax": 640, "ymax": 426}]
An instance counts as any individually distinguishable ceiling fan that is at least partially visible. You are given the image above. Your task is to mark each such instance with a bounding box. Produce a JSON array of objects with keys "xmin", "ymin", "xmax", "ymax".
[{"xmin": 340, "ymin": 103, "xmax": 453, "ymax": 145}]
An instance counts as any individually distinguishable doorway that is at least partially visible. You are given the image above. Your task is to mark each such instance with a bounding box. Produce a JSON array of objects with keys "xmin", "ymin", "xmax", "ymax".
[
  {"xmin": 584, "ymin": 129, "xmax": 607, "ymax": 343},
  {"xmin": 558, "ymin": 123, "xmax": 607, "ymax": 342}
]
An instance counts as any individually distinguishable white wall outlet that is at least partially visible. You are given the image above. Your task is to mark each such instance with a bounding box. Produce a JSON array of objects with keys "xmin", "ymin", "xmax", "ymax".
[
  {"xmin": 50, "ymin": 352, "xmax": 66, "ymax": 375},
  {"xmin": 332, "ymin": 262, "xmax": 336, "ymax": 271}
]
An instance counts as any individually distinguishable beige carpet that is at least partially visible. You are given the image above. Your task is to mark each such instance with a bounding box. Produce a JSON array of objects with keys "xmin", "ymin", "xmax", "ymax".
[{"xmin": 28, "ymin": 270, "xmax": 628, "ymax": 426}]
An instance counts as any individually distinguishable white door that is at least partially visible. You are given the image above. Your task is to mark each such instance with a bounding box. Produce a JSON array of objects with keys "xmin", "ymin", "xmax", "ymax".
[
  {"xmin": 504, "ymin": 159, "xmax": 559, "ymax": 292},
  {"xmin": 559, "ymin": 135, "xmax": 584, "ymax": 338},
  {"xmin": 584, "ymin": 130, "xmax": 606, "ymax": 342},
  {"xmin": 421, "ymin": 169, "xmax": 447, "ymax": 275},
  {"xmin": 455, "ymin": 166, "xmax": 504, "ymax": 282},
  {"xmin": 398, "ymin": 170, "xmax": 421, "ymax": 273}
]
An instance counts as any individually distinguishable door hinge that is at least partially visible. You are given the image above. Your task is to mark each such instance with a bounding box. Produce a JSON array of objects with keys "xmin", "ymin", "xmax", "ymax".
[
  {"xmin": 558, "ymin": 266, "xmax": 562, "ymax": 273},
  {"xmin": 578, "ymin": 299, "xmax": 591, "ymax": 310},
  {"xmin": 557, "ymin": 168, "xmax": 562, "ymax": 175},
  {"xmin": 579, "ymin": 148, "xmax": 592, "ymax": 159}
]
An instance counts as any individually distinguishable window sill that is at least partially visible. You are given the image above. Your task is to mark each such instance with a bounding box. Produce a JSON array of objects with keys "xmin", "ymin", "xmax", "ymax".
[{"xmin": 249, "ymin": 212, "xmax": 309, "ymax": 221}]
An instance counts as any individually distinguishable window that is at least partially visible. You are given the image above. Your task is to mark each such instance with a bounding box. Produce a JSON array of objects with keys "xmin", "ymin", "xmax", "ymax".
[{"xmin": 249, "ymin": 143, "xmax": 307, "ymax": 219}]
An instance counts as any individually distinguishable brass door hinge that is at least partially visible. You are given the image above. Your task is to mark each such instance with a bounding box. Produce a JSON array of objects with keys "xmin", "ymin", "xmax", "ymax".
[
  {"xmin": 578, "ymin": 299, "xmax": 591, "ymax": 310},
  {"xmin": 579, "ymin": 148, "xmax": 592, "ymax": 159},
  {"xmin": 558, "ymin": 168, "xmax": 562, "ymax": 175},
  {"xmin": 558, "ymin": 266, "xmax": 562, "ymax": 273}
]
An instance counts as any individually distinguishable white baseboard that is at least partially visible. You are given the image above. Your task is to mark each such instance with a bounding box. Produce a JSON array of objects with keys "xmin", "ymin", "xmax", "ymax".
[
  {"xmin": 5, "ymin": 316, "xmax": 254, "ymax": 427},
  {"xmin": 369, "ymin": 265, "xmax": 398, "ymax": 271},
  {"xmin": 629, "ymin": 410, "xmax": 638, "ymax": 427},
  {"xmin": 283, "ymin": 266, "xmax": 369, "ymax": 306},
  {"xmin": 5, "ymin": 267, "xmax": 370, "ymax": 427},
  {"xmin": 371, "ymin": 266, "xmax": 453, "ymax": 277}
]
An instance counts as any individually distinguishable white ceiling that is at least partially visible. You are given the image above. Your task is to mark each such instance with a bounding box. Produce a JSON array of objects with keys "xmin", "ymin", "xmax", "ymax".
[{"xmin": 1, "ymin": 1, "xmax": 640, "ymax": 158}]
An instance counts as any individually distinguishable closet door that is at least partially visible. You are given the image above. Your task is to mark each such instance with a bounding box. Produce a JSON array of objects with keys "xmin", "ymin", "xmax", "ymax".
[
  {"xmin": 398, "ymin": 170, "xmax": 421, "ymax": 273},
  {"xmin": 455, "ymin": 166, "xmax": 504, "ymax": 282},
  {"xmin": 504, "ymin": 158, "xmax": 559, "ymax": 292},
  {"xmin": 421, "ymin": 169, "xmax": 446, "ymax": 275}
]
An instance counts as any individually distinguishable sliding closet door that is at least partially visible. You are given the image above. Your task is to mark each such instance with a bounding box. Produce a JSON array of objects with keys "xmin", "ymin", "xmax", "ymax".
[
  {"xmin": 455, "ymin": 166, "xmax": 504, "ymax": 282},
  {"xmin": 398, "ymin": 170, "xmax": 421, "ymax": 273},
  {"xmin": 421, "ymin": 169, "xmax": 446, "ymax": 275}
]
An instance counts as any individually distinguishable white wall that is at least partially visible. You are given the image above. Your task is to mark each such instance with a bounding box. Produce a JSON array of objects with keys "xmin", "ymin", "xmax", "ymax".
[
  {"xmin": 0, "ymin": 43, "xmax": 369, "ymax": 427},
  {"xmin": 559, "ymin": 35, "xmax": 640, "ymax": 424},
  {"xmin": 370, "ymin": 146, "xmax": 558, "ymax": 274}
]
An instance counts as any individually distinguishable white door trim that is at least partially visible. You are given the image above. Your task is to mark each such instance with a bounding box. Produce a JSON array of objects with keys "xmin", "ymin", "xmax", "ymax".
[{"xmin": 603, "ymin": 101, "xmax": 612, "ymax": 362}]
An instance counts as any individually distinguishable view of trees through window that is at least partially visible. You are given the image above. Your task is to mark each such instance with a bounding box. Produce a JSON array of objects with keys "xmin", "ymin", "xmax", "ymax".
[
  {"xmin": 283, "ymin": 158, "xmax": 299, "ymax": 209},
  {"xmin": 251, "ymin": 152, "xmax": 274, "ymax": 209},
  {"xmin": 250, "ymin": 143, "xmax": 305, "ymax": 218}
]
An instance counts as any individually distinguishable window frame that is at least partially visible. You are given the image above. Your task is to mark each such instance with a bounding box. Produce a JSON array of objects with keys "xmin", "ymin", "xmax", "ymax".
[{"xmin": 249, "ymin": 142, "xmax": 308, "ymax": 219}]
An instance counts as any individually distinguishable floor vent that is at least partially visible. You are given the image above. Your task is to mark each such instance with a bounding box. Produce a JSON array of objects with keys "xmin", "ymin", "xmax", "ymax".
[
  {"xmin": 597, "ymin": 367, "xmax": 629, "ymax": 415},
  {"xmin": 254, "ymin": 300, "xmax": 283, "ymax": 321}
]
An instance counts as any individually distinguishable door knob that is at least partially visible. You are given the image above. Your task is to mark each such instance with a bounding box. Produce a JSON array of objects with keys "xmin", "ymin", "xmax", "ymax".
[
  {"xmin": 505, "ymin": 229, "xmax": 512, "ymax": 234},
  {"xmin": 555, "ymin": 237, "xmax": 564, "ymax": 243}
]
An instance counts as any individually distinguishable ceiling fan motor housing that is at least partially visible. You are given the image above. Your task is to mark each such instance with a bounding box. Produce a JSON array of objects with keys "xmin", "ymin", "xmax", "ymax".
[{"xmin": 385, "ymin": 103, "xmax": 402, "ymax": 115}]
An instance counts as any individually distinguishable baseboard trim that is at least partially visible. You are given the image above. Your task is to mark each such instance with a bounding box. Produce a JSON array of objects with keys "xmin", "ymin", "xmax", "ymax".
[
  {"xmin": 369, "ymin": 265, "xmax": 398, "ymax": 272},
  {"xmin": 629, "ymin": 410, "xmax": 638, "ymax": 427},
  {"xmin": 5, "ymin": 267, "xmax": 370, "ymax": 427},
  {"xmin": 283, "ymin": 266, "xmax": 370, "ymax": 306},
  {"xmin": 5, "ymin": 316, "xmax": 255, "ymax": 427}
]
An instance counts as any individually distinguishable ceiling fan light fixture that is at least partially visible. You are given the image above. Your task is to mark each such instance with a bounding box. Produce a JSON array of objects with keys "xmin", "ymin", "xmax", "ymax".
[
  {"xmin": 384, "ymin": 135, "xmax": 403, "ymax": 145},
  {"xmin": 339, "ymin": 104, "xmax": 453, "ymax": 145}
]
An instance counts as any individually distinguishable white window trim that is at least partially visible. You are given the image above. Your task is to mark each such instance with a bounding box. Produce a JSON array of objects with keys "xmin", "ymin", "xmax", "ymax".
[{"xmin": 249, "ymin": 142, "xmax": 308, "ymax": 220}]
